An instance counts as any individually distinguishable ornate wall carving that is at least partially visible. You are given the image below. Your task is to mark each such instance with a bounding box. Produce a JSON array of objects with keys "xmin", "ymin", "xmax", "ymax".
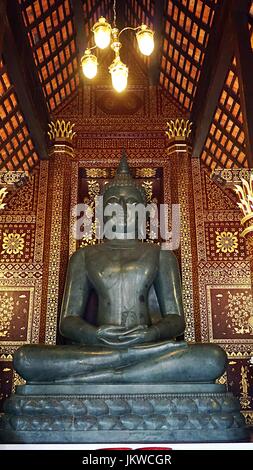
[
  {"xmin": 192, "ymin": 158, "xmax": 253, "ymax": 422},
  {"xmin": 0, "ymin": 162, "xmax": 48, "ymax": 409}
]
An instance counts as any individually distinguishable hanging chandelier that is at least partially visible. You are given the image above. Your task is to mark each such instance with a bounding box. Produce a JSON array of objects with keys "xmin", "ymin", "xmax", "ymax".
[{"xmin": 81, "ymin": 0, "xmax": 155, "ymax": 93}]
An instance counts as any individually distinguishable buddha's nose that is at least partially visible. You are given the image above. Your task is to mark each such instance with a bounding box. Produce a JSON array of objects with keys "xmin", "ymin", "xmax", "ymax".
[{"xmin": 119, "ymin": 197, "xmax": 127, "ymax": 212}]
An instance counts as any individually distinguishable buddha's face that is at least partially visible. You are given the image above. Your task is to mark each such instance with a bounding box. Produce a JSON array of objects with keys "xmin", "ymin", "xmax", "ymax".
[{"xmin": 103, "ymin": 185, "xmax": 145, "ymax": 239}]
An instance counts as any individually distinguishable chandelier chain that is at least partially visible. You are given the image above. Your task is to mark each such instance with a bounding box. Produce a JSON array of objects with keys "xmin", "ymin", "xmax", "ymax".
[{"xmin": 113, "ymin": 0, "xmax": 117, "ymax": 28}]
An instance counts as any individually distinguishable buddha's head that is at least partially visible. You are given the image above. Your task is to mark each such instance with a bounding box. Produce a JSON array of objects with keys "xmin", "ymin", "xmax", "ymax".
[{"xmin": 103, "ymin": 151, "xmax": 146, "ymax": 240}]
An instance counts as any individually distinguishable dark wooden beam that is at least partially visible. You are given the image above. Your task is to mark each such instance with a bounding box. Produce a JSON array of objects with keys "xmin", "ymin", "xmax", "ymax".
[
  {"xmin": 232, "ymin": 0, "xmax": 253, "ymax": 166},
  {"xmin": 116, "ymin": 0, "xmax": 125, "ymax": 31},
  {"xmin": 149, "ymin": 0, "xmax": 166, "ymax": 86},
  {"xmin": 191, "ymin": 0, "xmax": 232, "ymax": 157},
  {"xmin": 0, "ymin": 0, "xmax": 7, "ymax": 59},
  {"xmin": 71, "ymin": 0, "xmax": 87, "ymax": 64},
  {"xmin": 3, "ymin": 16, "xmax": 49, "ymax": 159},
  {"xmin": 3, "ymin": 3, "xmax": 49, "ymax": 160},
  {"xmin": 191, "ymin": 1, "xmax": 233, "ymax": 158},
  {"xmin": 3, "ymin": 28, "xmax": 49, "ymax": 161}
]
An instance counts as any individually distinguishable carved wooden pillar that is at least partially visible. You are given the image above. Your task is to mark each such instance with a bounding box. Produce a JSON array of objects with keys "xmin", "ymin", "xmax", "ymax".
[
  {"xmin": 44, "ymin": 120, "xmax": 76, "ymax": 345},
  {"xmin": 165, "ymin": 119, "xmax": 200, "ymax": 342}
]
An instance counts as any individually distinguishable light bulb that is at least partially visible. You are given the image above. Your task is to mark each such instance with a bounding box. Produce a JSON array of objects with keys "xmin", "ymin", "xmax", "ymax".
[
  {"xmin": 136, "ymin": 25, "xmax": 154, "ymax": 56},
  {"xmin": 92, "ymin": 17, "xmax": 111, "ymax": 49},
  {"xmin": 109, "ymin": 57, "xmax": 128, "ymax": 93},
  {"xmin": 81, "ymin": 51, "xmax": 98, "ymax": 79}
]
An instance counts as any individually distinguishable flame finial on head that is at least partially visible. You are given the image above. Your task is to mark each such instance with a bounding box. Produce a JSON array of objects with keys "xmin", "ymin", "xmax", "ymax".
[
  {"xmin": 103, "ymin": 150, "xmax": 146, "ymax": 203},
  {"xmin": 116, "ymin": 149, "xmax": 131, "ymax": 175}
]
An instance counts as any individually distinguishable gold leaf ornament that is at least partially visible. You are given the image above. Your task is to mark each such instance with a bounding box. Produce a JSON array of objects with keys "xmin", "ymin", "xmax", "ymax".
[
  {"xmin": 0, "ymin": 293, "xmax": 14, "ymax": 337},
  {"xmin": 215, "ymin": 231, "xmax": 238, "ymax": 254},
  {"xmin": 1, "ymin": 232, "xmax": 26, "ymax": 255},
  {"xmin": 0, "ymin": 187, "xmax": 8, "ymax": 210}
]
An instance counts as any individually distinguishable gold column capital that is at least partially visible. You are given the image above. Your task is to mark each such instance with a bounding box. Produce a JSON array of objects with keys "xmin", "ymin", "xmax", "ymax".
[
  {"xmin": 165, "ymin": 119, "xmax": 192, "ymax": 156},
  {"xmin": 48, "ymin": 120, "xmax": 76, "ymax": 141},
  {"xmin": 165, "ymin": 118, "xmax": 193, "ymax": 140},
  {"xmin": 48, "ymin": 119, "xmax": 76, "ymax": 158}
]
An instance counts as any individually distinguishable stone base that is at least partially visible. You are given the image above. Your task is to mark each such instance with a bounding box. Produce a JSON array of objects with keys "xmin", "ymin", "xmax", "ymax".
[{"xmin": 0, "ymin": 384, "xmax": 248, "ymax": 443}]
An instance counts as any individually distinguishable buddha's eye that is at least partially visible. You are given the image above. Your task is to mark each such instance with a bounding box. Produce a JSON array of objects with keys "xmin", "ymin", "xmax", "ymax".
[
  {"xmin": 105, "ymin": 198, "xmax": 119, "ymax": 205},
  {"xmin": 127, "ymin": 199, "xmax": 138, "ymax": 205}
]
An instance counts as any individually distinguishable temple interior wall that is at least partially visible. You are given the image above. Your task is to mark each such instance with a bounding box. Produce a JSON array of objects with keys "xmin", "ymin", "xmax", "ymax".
[{"xmin": 0, "ymin": 74, "xmax": 252, "ymax": 424}]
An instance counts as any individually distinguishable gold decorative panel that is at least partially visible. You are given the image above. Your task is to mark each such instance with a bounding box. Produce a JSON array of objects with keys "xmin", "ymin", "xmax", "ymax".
[
  {"xmin": 0, "ymin": 287, "xmax": 34, "ymax": 345},
  {"xmin": 207, "ymin": 286, "xmax": 253, "ymax": 341},
  {"xmin": 192, "ymin": 158, "xmax": 253, "ymax": 416}
]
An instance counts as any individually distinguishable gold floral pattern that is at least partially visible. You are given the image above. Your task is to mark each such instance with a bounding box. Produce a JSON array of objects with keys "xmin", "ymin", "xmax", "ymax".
[
  {"xmin": 136, "ymin": 168, "xmax": 156, "ymax": 178},
  {"xmin": 225, "ymin": 291, "xmax": 253, "ymax": 334},
  {"xmin": 86, "ymin": 169, "xmax": 107, "ymax": 178},
  {"xmin": 12, "ymin": 371, "xmax": 26, "ymax": 393},
  {"xmin": 215, "ymin": 231, "xmax": 238, "ymax": 253},
  {"xmin": 142, "ymin": 181, "xmax": 153, "ymax": 203},
  {"xmin": 1, "ymin": 232, "xmax": 26, "ymax": 255},
  {"xmin": 80, "ymin": 221, "xmax": 98, "ymax": 247},
  {"xmin": 87, "ymin": 180, "xmax": 100, "ymax": 200},
  {"xmin": 216, "ymin": 371, "xmax": 227, "ymax": 386},
  {"xmin": 80, "ymin": 183, "xmax": 101, "ymax": 247},
  {"xmin": 0, "ymin": 293, "xmax": 14, "ymax": 337},
  {"xmin": 240, "ymin": 365, "xmax": 251, "ymax": 409}
]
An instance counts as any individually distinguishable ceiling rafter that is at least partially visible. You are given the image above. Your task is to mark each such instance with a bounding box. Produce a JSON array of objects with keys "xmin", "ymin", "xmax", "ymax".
[
  {"xmin": 1, "ymin": 0, "xmax": 252, "ymax": 176},
  {"xmin": 125, "ymin": 0, "xmax": 154, "ymax": 71},
  {"xmin": 6, "ymin": 0, "xmax": 49, "ymax": 128},
  {"xmin": 82, "ymin": 0, "xmax": 113, "ymax": 38},
  {"xmin": 71, "ymin": 0, "xmax": 87, "ymax": 63},
  {"xmin": 160, "ymin": 0, "xmax": 220, "ymax": 112},
  {"xmin": 191, "ymin": 0, "xmax": 234, "ymax": 159},
  {"xmin": 200, "ymin": 57, "xmax": 246, "ymax": 171},
  {"xmin": 1, "ymin": 3, "xmax": 49, "ymax": 164},
  {"xmin": 72, "ymin": 0, "xmax": 114, "ymax": 87},
  {"xmin": 21, "ymin": 0, "xmax": 64, "ymax": 28},
  {"xmin": 232, "ymin": 0, "xmax": 253, "ymax": 166},
  {"xmin": 0, "ymin": 60, "xmax": 40, "ymax": 172},
  {"xmin": 0, "ymin": 0, "xmax": 7, "ymax": 59},
  {"xmin": 18, "ymin": 0, "xmax": 79, "ymax": 111},
  {"xmin": 125, "ymin": 0, "xmax": 154, "ymax": 27},
  {"xmin": 149, "ymin": 0, "xmax": 166, "ymax": 86}
]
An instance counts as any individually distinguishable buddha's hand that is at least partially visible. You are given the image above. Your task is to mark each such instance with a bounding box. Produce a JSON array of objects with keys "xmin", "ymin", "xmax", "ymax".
[
  {"xmin": 97, "ymin": 325, "xmax": 149, "ymax": 346},
  {"xmin": 118, "ymin": 325, "xmax": 160, "ymax": 344},
  {"xmin": 97, "ymin": 325, "xmax": 130, "ymax": 339}
]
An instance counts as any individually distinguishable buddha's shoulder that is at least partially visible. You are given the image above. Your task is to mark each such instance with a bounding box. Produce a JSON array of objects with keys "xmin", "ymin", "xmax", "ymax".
[
  {"xmin": 158, "ymin": 248, "xmax": 179, "ymax": 266},
  {"xmin": 68, "ymin": 246, "xmax": 94, "ymax": 264},
  {"xmin": 145, "ymin": 245, "xmax": 177, "ymax": 260},
  {"xmin": 144, "ymin": 242, "xmax": 160, "ymax": 254}
]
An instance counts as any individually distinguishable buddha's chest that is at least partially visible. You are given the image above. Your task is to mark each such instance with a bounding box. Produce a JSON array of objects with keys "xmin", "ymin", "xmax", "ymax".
[{"xmin": 86, "ymin": 246, "xmax": 158, "ymax": 293}]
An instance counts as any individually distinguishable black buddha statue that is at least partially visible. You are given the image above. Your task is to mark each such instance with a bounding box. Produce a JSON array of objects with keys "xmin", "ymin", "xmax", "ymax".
[
  {"xmin": 13, "ymin": 152, "xmax": 227, "ymax": 384},
  {"xmin": 1, "ymin": 152, "xmax": 247, "ymax": 443}
]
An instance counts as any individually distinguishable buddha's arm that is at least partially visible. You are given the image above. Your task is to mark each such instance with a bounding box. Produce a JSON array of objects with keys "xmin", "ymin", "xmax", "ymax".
[
  {"xmin": 59, "ymin": 249, "xmax": 97, "ymax": 345},
  {"xmin": 153, "ymin": 249, "xmax": 185, "ymax": 339}
]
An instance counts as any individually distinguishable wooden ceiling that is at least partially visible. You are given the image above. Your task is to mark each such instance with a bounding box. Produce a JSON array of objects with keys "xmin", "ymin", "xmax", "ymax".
[
  {"xmin": 0, "ymin": 0, "xmax": 253, "ymax": 175},
  {"xmin": 0, "ymin": 59, "xmax": 39, "ymax": 171}
]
